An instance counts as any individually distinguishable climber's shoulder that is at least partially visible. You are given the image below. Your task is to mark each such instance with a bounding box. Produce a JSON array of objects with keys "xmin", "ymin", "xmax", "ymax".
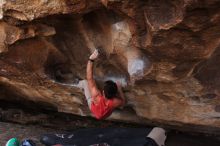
[{"xmin": 112, "ymin": 97, "xmax": 124, "ymax": 108}]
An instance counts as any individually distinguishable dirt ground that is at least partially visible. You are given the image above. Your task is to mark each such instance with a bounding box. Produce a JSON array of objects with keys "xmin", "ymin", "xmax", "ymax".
[
  {"xmin": 1, "ymin": 100, "xmax": 220, "ymax": 146},
  {"xmin": 1, "ymin": 122, "xmax": 220, "ymax": 146}
]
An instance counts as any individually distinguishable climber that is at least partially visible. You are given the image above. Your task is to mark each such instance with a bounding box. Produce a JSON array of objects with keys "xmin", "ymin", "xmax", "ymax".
[{"xmin": 76, "ymin": 49, "xmax": 125, "ymax": 119}]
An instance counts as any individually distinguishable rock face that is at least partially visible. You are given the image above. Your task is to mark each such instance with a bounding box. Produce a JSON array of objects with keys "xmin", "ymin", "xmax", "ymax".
[{"xmin": 1, "ymin": 0, "xmax": 220, "ymax": 134}]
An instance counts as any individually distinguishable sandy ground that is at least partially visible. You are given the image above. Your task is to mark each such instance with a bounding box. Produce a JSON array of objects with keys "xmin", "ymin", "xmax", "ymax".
[{"xmin": 1, "ymin": 122, "xmax": 220, "ymax": 146}]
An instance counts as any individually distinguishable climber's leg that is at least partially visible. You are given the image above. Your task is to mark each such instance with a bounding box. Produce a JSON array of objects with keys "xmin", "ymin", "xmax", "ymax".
[{"xmin": 76, "ymin": 80, "xmax": 92, "ymax": 109}]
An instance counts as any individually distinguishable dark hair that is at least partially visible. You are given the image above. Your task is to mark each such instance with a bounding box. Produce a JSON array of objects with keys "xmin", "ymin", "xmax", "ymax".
[{"xmin": 103, "ymin": 80, "xmax": 118, "ymax": 99}]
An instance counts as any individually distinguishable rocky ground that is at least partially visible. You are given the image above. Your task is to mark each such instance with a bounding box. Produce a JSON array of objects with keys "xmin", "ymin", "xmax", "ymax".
[{"xmin": 1, "ymin": 121, "xmax": 220, "ymax": 146}]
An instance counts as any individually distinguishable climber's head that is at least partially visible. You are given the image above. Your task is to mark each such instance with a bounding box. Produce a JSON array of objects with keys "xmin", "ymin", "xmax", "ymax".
[{"xmin": 103, "ymin": 80, "xmax": 118, "ymax": 99}]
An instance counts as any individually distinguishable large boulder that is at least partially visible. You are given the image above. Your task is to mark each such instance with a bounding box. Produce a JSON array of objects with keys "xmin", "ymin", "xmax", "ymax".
[{"xmin": 1, "ymin": 0, "xmax": 220, "ymax": 134}]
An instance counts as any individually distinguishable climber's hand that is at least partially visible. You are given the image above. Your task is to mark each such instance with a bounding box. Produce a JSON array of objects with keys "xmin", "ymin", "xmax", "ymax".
[{"xmin": 89, "ymin": 49, "xmax": 99, "ymax": 60}]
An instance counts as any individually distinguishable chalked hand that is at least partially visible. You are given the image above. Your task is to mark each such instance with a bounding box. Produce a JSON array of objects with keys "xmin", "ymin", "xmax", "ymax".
[{"xmin": 89, "ymin": 49, "xmax": 99, "ymax": 60}]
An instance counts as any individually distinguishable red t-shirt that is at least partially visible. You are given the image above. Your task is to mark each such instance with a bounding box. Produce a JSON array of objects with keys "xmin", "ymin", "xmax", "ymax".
[{"xmin": 91, "ymin": 95, "xmax": 115, "ymax": 119}]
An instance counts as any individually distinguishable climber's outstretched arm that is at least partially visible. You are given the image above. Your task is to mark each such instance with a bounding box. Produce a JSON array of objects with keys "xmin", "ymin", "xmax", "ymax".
[{"xmin": 86, "ymin": 50, "xmax": 101, "ymax": 98}]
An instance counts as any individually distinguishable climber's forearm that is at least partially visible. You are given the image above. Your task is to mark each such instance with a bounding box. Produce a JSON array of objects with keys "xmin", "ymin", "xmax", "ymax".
[
  {"xmin": 87, "ymin": 49, "xmax": 98, "ymax": 81},
  {"xmin": 86, "ymin": 50, "xmax": 100, "ymax": 97},
  {"xmin": 86, "ymin": 60, "xmax": 100, "ymax": 97},
  {"xmin": 86, "ymin": 60, "xmax": 94, "ymax": 81}
]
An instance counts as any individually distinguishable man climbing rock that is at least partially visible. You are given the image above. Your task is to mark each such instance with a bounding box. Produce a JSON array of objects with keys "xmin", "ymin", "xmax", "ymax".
[{"xmin": 76, "ymin": 49, "xmax": 125, "ymax": 119}]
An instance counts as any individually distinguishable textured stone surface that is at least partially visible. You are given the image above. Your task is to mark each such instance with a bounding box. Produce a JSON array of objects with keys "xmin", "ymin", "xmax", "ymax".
[{"xmin": 1, "ymin": 0, "xmax": 220, "ymax": 134}]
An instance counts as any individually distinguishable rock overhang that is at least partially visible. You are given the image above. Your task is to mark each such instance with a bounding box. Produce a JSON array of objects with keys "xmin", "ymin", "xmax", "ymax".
[{"xmin": 0, "ymin": 0, "xmax": 220, "ymax": 134}]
